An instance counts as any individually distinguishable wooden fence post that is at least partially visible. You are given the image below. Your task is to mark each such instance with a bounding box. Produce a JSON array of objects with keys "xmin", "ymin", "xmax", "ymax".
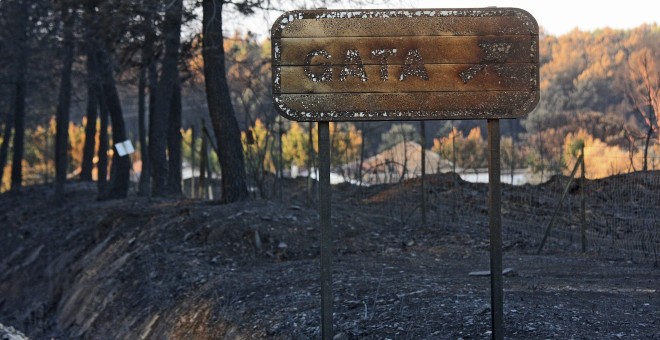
[
  {"xmin": 537, "ymin": 154, "xmax": 583, "ymax": 254},
  {"xmin": 580, "ymin": 145, "xmax": 586, "ymax": 252}
]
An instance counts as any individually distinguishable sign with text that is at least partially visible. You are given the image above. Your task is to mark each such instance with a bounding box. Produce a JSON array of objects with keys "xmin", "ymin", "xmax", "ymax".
[{"xmin": 272, "ymin": 8, "xmax": 539, "ymax": 121}]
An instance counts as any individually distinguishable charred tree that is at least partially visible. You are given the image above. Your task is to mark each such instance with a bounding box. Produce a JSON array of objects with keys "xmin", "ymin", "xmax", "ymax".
[
  {"xmin": 150, "ymin": 0, "xmax": 183, "ymax": 197},
  {"xmin": 138, "ymin": 6, "xmax": 158, "ymax": 196},
  {"xmin": 97, "ymin": 44, "xmax": 130, "ymax": 200},
  {"xmin": 137, "ymin": 6, "xmax": 154, "ymax": 196},
  {"xmin": 10, "ymin": 0, "xmax": 29, "ymax": 191},
  {"xmin": 80, "ymin": 3, "xmax": 99, "ymax": 182},
  {"xmin": 626, "ymin": 49, "xmax": 659, "ymax": 172},
  {"xmin": 137, "ymin": 64, "xmax": 148, "ymax": 195},
  {"xmin": 97, "ymin": 98, "xmax": 109, "ymax": 194},
  {"xmin": 0, "ymin": 101, "xmax": 13, "ymax": 183},
  {"xmin": 167, "ymin": 78, "xmax": 182, "ymax": 194},
  {"xmin": 198, "ymin": 131, "xmax": 209, "ymax": 199},
  {"xmin": 54, "ymin": 6, "xmax": 76, "ymax": 199},
  {"xmin": 643, "ymin": 123, "xmax": 653, "ymax": 171},
  {"xmin": 202, "ymin": 0, "xmax": 248, "ymax": 202}
]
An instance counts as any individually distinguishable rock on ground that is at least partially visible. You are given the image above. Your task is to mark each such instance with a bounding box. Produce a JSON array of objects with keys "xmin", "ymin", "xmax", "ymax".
[{"xmin": 0, "ymin": 323, "xmax": 28, "ymax": 340}]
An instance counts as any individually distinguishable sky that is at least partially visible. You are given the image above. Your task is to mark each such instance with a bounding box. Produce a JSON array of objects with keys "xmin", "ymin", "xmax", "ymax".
[
  {"xmin": 224, "ymin": 0, "xmax": 659, "ymax": 38},
  {"xmin": 406, "ymin": 0, "xmax": 659, "ymax": 36}
]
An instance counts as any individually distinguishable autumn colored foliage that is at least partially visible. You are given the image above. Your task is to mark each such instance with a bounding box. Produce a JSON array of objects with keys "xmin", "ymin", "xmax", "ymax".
[{"xmin": 1, "ymin": 25, "xmax": 659, "ymax": 191}]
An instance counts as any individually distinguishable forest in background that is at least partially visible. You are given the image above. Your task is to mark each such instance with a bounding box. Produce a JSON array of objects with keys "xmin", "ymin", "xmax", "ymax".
[{"xmin": 0, "ymin": 0, "xmax": 658, "ymax": 197}]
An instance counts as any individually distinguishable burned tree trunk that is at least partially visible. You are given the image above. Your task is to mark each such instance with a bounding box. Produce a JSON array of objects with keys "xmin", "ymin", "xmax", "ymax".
[
  {"xmin": 202, "ymin": 0, "xmax": 248, "ymax": 202},
  {"xmin": 167, "ymin": 79, "xmax": 182, "ymax": 194},
  {"xmin": 97, "ymin": 44, "xmax": 130, "ymax": 200},
  {"xmin": 137, "ymin": 64, "xmax": 148, "ymax": 195},
  {"xmin": 0, "ymin": 103, "xmax": 13, "ymax": 183},
  {"xmin": 138, "ymin": 7, "xmax": 158, "ymax": 196},
  {"xmin": 80, "ymin": 3, "xmax": 99, "ymax": 182},
  {"xmin": 54, "ymin": 7, "xmax": 76, "ymax": 199},
  {"xmin": 643, "ymin": 124, "xmax": 653, "ymax": 172},
  {"xmin": 150, "ymin": 0, "xmax": 182, "ymax": 197},
  {"xmin": 97, "ymin": 99, "xmax": 109, "ymax": 194},
  {"xmin": 10, "ymin": 0, "xmax": 29, "ymax": 191}
]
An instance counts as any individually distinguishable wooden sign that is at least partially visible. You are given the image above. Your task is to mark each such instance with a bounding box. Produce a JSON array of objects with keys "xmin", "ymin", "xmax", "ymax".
[{"xmin": 271, "ymin": 8, "xmax": 539, "ymax": 121}]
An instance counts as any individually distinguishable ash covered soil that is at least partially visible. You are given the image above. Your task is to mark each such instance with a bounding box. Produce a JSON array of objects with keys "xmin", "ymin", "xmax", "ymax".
[{"xmin": 0, "ymin": 174, "xmax": 658, "ymax": 339}]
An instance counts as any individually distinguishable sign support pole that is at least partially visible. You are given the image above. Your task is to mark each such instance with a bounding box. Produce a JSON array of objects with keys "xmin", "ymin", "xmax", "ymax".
[
  {"xmin": 318, "ymin": 121, "xmax": 333, "ymax": 340},
  {"xmin": 273, "ymin": 9, "xmax": 538, "ymax": 338},
  {"xmin": 420, "ymin": 120, "xmax": 427, "ymax": 225},
  {"xmin": 487, "ymin": 119, "xmax": 504, "ymax": 339}
]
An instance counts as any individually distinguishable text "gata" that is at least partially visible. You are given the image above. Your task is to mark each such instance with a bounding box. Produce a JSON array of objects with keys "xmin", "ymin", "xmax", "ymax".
[{"xmin": 304, "ymin": 48, "xmax": 430, "ymax": 82}]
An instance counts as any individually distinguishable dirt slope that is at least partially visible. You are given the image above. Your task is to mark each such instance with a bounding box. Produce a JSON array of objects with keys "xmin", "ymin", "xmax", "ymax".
[{"xmin": 0, "ymin": 177, "xmax": 658, "ymax": 339}]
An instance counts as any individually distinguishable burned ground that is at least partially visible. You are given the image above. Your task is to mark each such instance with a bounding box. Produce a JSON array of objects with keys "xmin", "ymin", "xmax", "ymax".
[{"xmin": 0, "ymin": 174, "xmax": 658, "ymax": 339}]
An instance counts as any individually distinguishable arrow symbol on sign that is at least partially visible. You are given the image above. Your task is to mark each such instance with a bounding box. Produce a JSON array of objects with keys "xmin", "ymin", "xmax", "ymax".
[{"xmin": 459, "ymin": 42, "xmax": 512, "ymax": 84}]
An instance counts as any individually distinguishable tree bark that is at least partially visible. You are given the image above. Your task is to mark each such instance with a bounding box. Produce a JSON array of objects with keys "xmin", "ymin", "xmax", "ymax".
[
  {"xmin": 537, "ymin": 120, "xmax": 545, "ymax": 181},
  {"xmin": 190, "ymin": 125, "xmax": 196, "ymax": 197},
  {"xmin": 643, "ymin": 124, "xmax": 653, "ymax": 172},
  {"xmin": 357, "ymin": 122, "xmax": 365, "ymax": 187},
  {"xmin": 55, "ymin": 7, "xmax": 76, "ymax": 200},
  {"xmin": 202, "ymin": 0, "xmax": 248, "ymax": 203},
  {"xmin": 137, "ymin": 63, "xmax": 149, "ymax": 194},
  {"xmin": 398, "ymin": 124, "xmax": 409, "ymax": 183},
  {"xmin": 80, "ymin": 3, "xmax": 99, "ymax": 181},
  {"xmin": 642, "ymin": 99, "xmax": 657, "ymax": 172},
  {"xmin": 97, "ymin": 99, "xmax": 109, "ymax": 194},
  {"xmin": 150, "ymin": 0, "xmax": 183, "ymax": 197},
  {"xmin": 97, "ymin": 44, "xmax": 130, "ymax": 200},
  {"xmin": 88, "ymin": 2, "xmax": 108, "ymax": 194},
  {"xmin": 199, "ymin": 132, "xmax": 208, "ymax": 199},
  {"xmin": 139, "ymin": 9, "xmax": 158, "ymax": 196},
  {"xmin": 11, "ymin": 0, "xmax": 29, "ymax": 191},
  {"xmin": 0, "ymin": 115, "xmax": 12, "ymax": 186},
  {"xmin": 167, "ymin": 78, "xmax": 182, "ymax": 194},
  {"xmin": 10, "ymin": 59, "xmax": 26, "ymax": 190}
]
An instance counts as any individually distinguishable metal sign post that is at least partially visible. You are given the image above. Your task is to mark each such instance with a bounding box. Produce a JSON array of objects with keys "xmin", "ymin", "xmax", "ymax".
[
  {"xmin": 271, "ymin": 8, "xmax": 539, "ymax": 339},
  {"xmin": 487, "ymin": 119, "xmax": 503, "ymax": 339},
  {"xmin": 318, "ymin": 121, "xmax": 333, "ymax": 339}
]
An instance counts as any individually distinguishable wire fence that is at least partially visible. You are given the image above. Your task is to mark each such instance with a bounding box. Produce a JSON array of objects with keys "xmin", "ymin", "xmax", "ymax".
[
  {"xmin": 336, "ymin": 148, "xmax": 660, "ymax": 266},
  {"xmin": 184, "ymin": 129, "xmax": 660, "ymax": 265}
]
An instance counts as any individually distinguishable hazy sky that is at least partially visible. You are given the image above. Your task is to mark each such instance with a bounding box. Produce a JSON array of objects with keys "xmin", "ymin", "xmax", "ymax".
[
  {"xmin": 406, "ymin": 0, "xmax": 659, "ymax": 36},
  {"xmin": 225, "ymin": 0, "xmax": 659, "ymax": 38}
]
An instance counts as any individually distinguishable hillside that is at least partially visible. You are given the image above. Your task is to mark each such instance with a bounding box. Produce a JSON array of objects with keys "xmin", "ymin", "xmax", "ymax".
[{"xmin": 0, "ymin": 175, "xmax": 658, "ymax": 339}]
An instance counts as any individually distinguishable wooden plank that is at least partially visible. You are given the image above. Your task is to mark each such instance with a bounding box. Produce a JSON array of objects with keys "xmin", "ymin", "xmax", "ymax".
[
  {"xmin": 275, "ymin": 36, "xmax": 536, "ymax": 66},
  {"xmin": 274, "ymin": 91, "xmax": 539, "ymax": 121},
  {"xmin": 271, "ymin": 7, "xmax": 539, "ymax": 121},
  {"xmin": 273, "ymin": 9, "xmax": 537, "ymax": 38},
  {"xmin": 277, "ymin": 64, "xmax": 537, "ymax": 94}
]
